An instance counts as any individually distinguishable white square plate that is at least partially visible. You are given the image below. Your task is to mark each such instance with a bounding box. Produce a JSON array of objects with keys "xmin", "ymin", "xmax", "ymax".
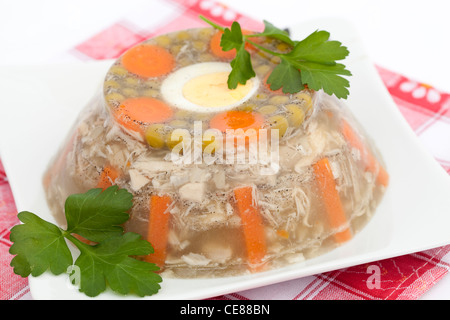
[{"xmin": 2, "ymin": 18, "xmax": 450, "ymax": 300}]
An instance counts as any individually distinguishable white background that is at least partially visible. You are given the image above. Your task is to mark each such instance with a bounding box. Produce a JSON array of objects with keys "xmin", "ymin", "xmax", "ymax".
[{"xmin": 1, "ymin": 0, "xmax": 449, "ymax": 299}]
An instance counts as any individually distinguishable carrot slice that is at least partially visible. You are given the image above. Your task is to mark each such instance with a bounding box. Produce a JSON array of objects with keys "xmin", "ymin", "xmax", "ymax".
[
  {"xmin": 210, "ymin": 110, "xmax": 264, "ymax": 133},
  {"xmin": 146, "ymin": 195, "xmax": 172, "ymax": 269},
  {"xmin": 210, "ymin": 110, "xmax": 264, "ymax": 148},
  {"xmin": 341, "ymin": 120, "xmax": 389, "ymax": 187},
  {"xmin": 313, "ymin": 158, "xmax": 352, "ymax": 243},
  {"xmin": 113, "ymin": 97, "xmax": 173, "ymax": 133},
  {"xmin": 210, "ymin": 30, "xmax": 258, "ymax": 59},
  {"xmin": 96, "ymin": 166, "xmax": 119, "ymax": 190},
  {"xmin": 121, "ymin": 44, "xmax": 175, "ymax": 78},
  {"xmin": 234, "ymin": 186, "xmax": 267, "ymax": 270}
]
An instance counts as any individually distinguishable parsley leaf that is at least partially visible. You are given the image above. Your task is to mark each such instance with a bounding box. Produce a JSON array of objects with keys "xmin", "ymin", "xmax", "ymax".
[
  {"xmin": 280, "ymin": 30, "xmax": 352, "ymax": 98},
  {"xmin": 266, "ymin": 58, "xmax": 304, "ymax": 94},
  {"xmin": 292, "ymin": 60, "xmax": 351, "ymax": 99},
  {"xmin": 75, "ymin": 232, "xmax": 160, "ymax": 297},
  {"xmin": 200, "ymin": 16, "xmax": 352, "ymax": 99},
  {"xmin": 9, "ymin": 211, "xmax": 72, "ymax": 277},
  {"xmin": 251, "ymin": 20, "xmax": 294, "ymax": 46},
  {"xmin": 65, "ymin": 186, "xmax": 132, "ymax": 243},
  {"xmin": 220, "ymin": 22, "xmax": 256, "ymax": 88},
  {"xmin": 220, "ymin": 21, "xmax": 244, "ymax": 52},
  {"xmin": 228, "ymin": 46, "xmax": 255, "ymax": 88},
  {"xmin": 287, "ymin": 30, "xmax": 349, "ymax": 64},
  {"xmin": 9, "ymin": 186, "xmax": 162, "ymax": 298}
]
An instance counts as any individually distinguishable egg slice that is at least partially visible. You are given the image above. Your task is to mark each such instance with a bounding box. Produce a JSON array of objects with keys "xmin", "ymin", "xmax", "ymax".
[{"xmin": 160, "ymin": 62, "xmax": 259, "ymax": 113}]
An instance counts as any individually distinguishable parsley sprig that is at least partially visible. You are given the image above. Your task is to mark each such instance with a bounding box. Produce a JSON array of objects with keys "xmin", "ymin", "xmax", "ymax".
[
  {"xmin": 9, "ymin": 186, "xmax": 162, "ymax": 298},
  {"xmin": 200, "ymin": 15, "xmax": 352, "ymax": 99}
]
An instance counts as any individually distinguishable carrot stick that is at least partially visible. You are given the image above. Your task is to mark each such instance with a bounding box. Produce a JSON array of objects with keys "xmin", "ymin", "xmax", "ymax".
[
  {"xmin": 113, "ymin": 97, "xmax": 173, "ymax": 133},
  {"xmin": 341, "ymin": 120, "xmax": 389, "ymax": 187},
  {"xmin": 121, "ymin": 44, "xmax": 175, "ymax": 78},
  {"xmin": 146, "ymin": 195, "xmax": 172, "ymax": 269},
  {"xmin": 96, "ymin": 166, "xmax": 119, "ymax": 190},
  {"xmin": 313, "ymin": 158, "xmax": 352, "ymax": 243},
  {"xmin": 234, "ymin": 186, "xmax": 267, "ymax": 270}
]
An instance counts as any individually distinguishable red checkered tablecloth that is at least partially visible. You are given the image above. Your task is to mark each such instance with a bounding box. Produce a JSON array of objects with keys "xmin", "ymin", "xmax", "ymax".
[{"xmin": 1, "ymin": 0, "xmax": 450, "ymax": 300}]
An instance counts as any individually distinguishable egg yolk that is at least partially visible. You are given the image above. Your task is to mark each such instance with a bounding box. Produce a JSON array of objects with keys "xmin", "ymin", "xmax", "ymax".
[{"xmin": 182, "ymin": 72, "xmax": 253, "ymax": 108}]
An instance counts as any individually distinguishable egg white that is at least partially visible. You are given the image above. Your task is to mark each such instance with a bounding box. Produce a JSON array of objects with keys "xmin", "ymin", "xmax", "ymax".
[{"xmin": 160, "ymin": 62, "xmax": 260, "ymax": 113}]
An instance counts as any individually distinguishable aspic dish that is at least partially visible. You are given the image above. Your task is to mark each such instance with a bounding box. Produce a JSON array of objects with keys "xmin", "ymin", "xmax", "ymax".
[
  {"xmin": 4, "ymin": 17, "xmax": 398, "ymax": 299},
  {"xmin": 3, "ymin": 16, "xmax": 450, "ymax": 300},
  {"xmin": 42, "ymin": 25, "xmax": 388, "ymax": 279}
]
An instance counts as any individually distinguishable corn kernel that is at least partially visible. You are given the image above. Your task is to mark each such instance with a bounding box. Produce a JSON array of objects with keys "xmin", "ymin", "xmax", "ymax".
[
  {"xmin": 270, "ymin": 56, "xmax": 281, "ymax": 65},
  {"xmin": 109, "ymin": 65, "xmax": 128, "ymax": 77},
  {"xmin": 258, "ymin": 105, "xmax": 278, "ymax": 115},
  {"xmin": 276, "ymin": 42, "xmax": 291, "ymax": 52},
  {"xmin": 238, "ymin": 103, "xmax": 257, "ymax": 112},
  {"xmin": 198, "ymin": 28, "xmax": 214, "ymax": 41},
  {"xmin": 155, "ymin": 35, "xmax": 171, "ymax": 47},
  {"xmin": 166, "ymin": 130, "xmax": 184, "ymax": 150},
  {"xmin": 176, "ymin": 30, "xmax": 191, "ymax": 41},
  {"xmin": 255, "ymin": 64, "xmax": 271, "ymax": 77},
  {"xmin": 123, "ymin": 77, "xmax": 139, "ymax": 86},
  {"xmin": 255, "ymin": 93, "xmax": 268, "ymax": 101},
  {"xmin": 145, "ymin": 124, "xmax": 167, "ymax": 149},
  {"xmin": 285, "ymin": 104, "xmax": 305, "ymax": 127},
  {"xmin": 104, "ymin": 80, "xmax": 120, "ymax": 89},
  {"xmin": 202, "ymin": 134, "xmax": 217, "ymax": 153},
  {"xmin": 170, "ymin": 44, "xmax": 183, "ymax": 56},
  {"xmin": 269, "ymin": 95, "xmax": 290, "ymax": 105},
  {"xmin": 268, "ymin": 115, "xmax": 289, "ymax": 137},
  {"xmin": 192, "ymin": 40, "xmax": 207, "ymax": 52},
  {"xmin": 121, "ymin": 87, "xmax": 139, "ymax": 97},
  {"xmin": 294, "ymin": 92, "xmax": 313, "ymax": 114},
  {"xmin": 105, "ymin": 92, "xmax": 125, "ymax": 103}
]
